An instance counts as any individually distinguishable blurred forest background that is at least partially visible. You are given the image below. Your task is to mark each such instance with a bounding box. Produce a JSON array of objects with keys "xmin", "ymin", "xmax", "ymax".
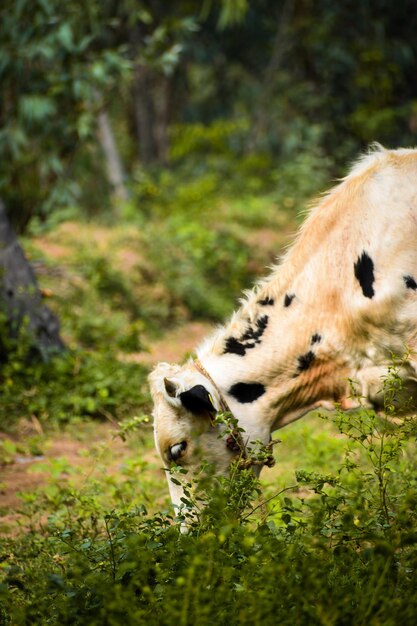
[{"xmin": 2, "ymin": 0, "xmax": 417, "ymax": 229}]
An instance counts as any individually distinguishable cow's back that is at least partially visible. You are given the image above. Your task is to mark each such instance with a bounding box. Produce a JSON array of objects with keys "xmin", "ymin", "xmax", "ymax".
[
  {"xmin": 311, "ymin": 147, "xmax": 417, "ymax": 362},
  {"xmin": 193, "ymin": 146, "xmax": 417, "ymax": 432}
]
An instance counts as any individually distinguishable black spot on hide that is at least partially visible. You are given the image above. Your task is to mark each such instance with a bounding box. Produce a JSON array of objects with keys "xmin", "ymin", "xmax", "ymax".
[
  {"xmin": 297, "ymin": 351, "xmax": 315, "ymax": 373},
  {"xmin": 228, "ymin": 382, "xmax": 266, "ymax": 403},
  {"xmin": 224, "ymin": 337, "xmax": 249, "ymax": 356},
  {"xmin": 354, "ymin": 252, "xmax": 375, "ymax": 298},
  {"xmin": 284, "ymin": 293, "xmax": 295, "ymax": 307},
  {"xmin": 311, "ymin": 333, "xmax": 322, "ymax": 345},
  {"xmin": 259, "ymin": 296, "xmax": 274, "ymax": 306},
  {"xmin": 254, "ymin": 315, "xmax": 269, "ymax": 336},
  {"xmin": 404, "ymin": 275, "xmax": 417, "ymax": 290},
  {"xmin": 179, "ymin": 385, "xmax": 215, "ymax": 415},
  {"xmin": 240, "ymin": 315, "xmax": 269, "ymax": 342},
  {"xmin": 224, "ymin": 315, "xmax": 269, "ymax": 356}
]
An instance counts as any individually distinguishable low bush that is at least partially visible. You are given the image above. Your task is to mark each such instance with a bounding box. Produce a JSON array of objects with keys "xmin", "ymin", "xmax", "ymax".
[
  {"xmin": 144, "ymin": 216, "xmax": 261, "ymax": 320},
  {"xmin": 2, "ymin": 368, "xmax": 417, "ymax": 625},
  {"xmin": 0, "ymin": 346, "xmax": 148, "ymax": 428}
]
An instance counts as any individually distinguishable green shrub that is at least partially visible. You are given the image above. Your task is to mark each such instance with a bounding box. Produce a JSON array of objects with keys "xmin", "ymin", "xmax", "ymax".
[
  {"xmin": 272, "ymin": 147, "xmax": 335, "ymax": 218},
  {"xmin": 169, "ymin": 119, "xmax": 249, "ymax": 162},
  {"xmin": 60, "ymin": 252, "xmax": 145, "ymax": 350},
  {"xmin": 2, "ymin": 367, "xmax": 417, "ymax": 625},
  {"xmin": 144, "ymin": 216, "xmax": 260, "ymax": 320},
  {"xmin": 0, "ymin": 346, "xmax": 148, "ymax": 428}
]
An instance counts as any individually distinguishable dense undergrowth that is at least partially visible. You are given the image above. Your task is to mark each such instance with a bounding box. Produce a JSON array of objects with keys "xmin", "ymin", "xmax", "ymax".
[{"xmin": 2, "ymin": 393, "xmax": 417, "ymax": 625}]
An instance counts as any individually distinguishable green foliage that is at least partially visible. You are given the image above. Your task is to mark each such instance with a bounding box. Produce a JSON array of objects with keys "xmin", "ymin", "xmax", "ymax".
[
  {"xmin": 1, "ymin": 0, "xmax": 416, "ymax": 230},
  {"xmin": 169, "ymin": 119, "xmax": 249, "ymax": 162},
  {"xmin": 124, "ymin": 118, "xmax": 333, "ymax": 323},
  {"xmin": 0, "ymin": 0, "xmax": 118, "ymax": 227},
  {"xmin": 272, "ymin": 145, "xmax": 335, "ymax": 217},
  {"xmin": 145, "ymin": 216, "xmax": 259, "ymax": 320},
  {"xmin": 71, "ymin": 252, "xmax": 143, "ymax": 341},
  {"xmin": 0, "ymin": 0, "xmax": 195, "ymax": 227},
  {"xmin": 0, "ymin": 347, "xmax": 148, "ymax": 426},
  {"xmin": 0, "ymin": 227, "xmax": 152, "ymax": 431},
  {"xmin": 0, "ymin": 439, "xmax": 18, "ymax": 466},
  {"xmin": 2, "ymin": 369, "xmax": 417, "ymax": 624}
]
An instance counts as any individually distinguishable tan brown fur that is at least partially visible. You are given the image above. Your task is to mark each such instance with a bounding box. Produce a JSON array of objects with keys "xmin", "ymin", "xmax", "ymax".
[{"xmin": 149, "ymin": 146, "xmax": 417, "ymax": 513}]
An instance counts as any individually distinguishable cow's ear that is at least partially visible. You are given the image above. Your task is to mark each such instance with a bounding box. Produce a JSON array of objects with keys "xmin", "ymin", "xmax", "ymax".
[
  {"xmin": 179, "ymin": 384, "xmax": 216, "ymax": 415},
  {"xmin": 164, "ymin": 377, "xmax": 178, "ymax": 398}
]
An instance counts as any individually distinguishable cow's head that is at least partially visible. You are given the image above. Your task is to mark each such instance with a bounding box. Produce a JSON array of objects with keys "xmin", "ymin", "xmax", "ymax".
[{"xmin": 149, "ymin": 361, "xmax": 246, "ymax": 515}]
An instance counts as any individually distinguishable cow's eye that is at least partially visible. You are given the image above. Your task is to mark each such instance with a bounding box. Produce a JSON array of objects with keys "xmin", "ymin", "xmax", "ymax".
[{"xmin": 168, "ymin": 440, "xmax": 187, "ymax": 462}]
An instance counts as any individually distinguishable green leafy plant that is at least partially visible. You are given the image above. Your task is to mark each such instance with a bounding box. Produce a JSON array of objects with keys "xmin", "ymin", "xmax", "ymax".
[
  {"xmin": 0, "ymin": 346, "xmax": 148, "ymax": 427},
  {"xmin": 2, "ymin": 373, "xmax": 417, "ymax": 625},
  {"xmin": 144, "ymin": 217, "xmax": 260, "ymax": 320}
]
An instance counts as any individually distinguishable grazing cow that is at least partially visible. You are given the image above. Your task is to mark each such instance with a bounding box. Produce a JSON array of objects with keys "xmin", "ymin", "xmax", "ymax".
[{"xmin": 149, "ymin": 145, "xmax": 417, "ymax": 512}]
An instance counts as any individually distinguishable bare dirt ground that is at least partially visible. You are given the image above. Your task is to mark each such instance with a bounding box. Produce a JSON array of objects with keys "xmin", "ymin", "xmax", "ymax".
[
  {"xmin": 0, "ymin": 423, "xmax": 120, "ymax": 532},
  {"xmin": 130, "ymin": 321, "xmax": 213, "ymax": 365}
]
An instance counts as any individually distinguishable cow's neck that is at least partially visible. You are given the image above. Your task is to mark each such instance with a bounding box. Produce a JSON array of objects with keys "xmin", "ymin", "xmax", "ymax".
[
  {"xmin": 199, "ymin": 351, "xmax": 351, "ymax": 435},
  {"xmin": 196, "ymin": 290, "xmax": 354, "ymax": 436}
]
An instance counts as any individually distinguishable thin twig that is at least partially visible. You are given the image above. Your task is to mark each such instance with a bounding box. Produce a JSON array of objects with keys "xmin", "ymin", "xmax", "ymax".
[
  {"xmin": 243, "ymin": 484, "xmax": 298, "ymax": 520},
  {"xmin": 104, "ymin": 516, "xmax": 117, "ymax": 581}
]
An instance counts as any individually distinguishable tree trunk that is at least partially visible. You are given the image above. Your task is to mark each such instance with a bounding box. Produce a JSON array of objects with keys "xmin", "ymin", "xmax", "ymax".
[
  {"xmin": 153, "ymin": 75, "xmax": 170, "ymax": 165},
  {"xmin": 0, "ymin": 199, "xmax": 65, "ymax": 360},
  {"xmin": 132, "ymin": 64, "xmax": 160, "ymax": 165},
  {"xmin": 97, "ymin": 105, "xmax": 129, "ymax": 207},
  {"xmin": 128, "ymin": 20, "xmax": 171, "ymax": 166},
  {"xmin": 247, "ymin": 0, "xmax": 295, "ymax": 152}
]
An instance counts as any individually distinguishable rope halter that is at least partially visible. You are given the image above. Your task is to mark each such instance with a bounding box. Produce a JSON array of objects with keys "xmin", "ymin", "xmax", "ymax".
[{"xmin": 193, "ymin": 359, "xmax": 277, "ymax": 469}]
